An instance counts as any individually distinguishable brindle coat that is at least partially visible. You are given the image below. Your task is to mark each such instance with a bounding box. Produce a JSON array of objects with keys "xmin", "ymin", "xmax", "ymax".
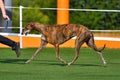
[{"xmin": 22, "ymin": 22, "xmax": 106, "ymax": 65}]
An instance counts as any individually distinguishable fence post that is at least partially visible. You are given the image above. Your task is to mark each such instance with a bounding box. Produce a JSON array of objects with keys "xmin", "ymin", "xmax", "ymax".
[
  {"xmin": 19, "ymin": 6, "xmax": 23, "ymax": 48},
  {"xmin": 57, "ymin": 0, "xmax": 69, "ymax": 24}
]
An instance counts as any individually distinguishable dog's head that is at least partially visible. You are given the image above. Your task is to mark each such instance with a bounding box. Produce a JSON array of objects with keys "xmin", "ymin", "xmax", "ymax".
[{"xmin": 22, "ymin": 22, "xmax": 35, "ymax": 35}]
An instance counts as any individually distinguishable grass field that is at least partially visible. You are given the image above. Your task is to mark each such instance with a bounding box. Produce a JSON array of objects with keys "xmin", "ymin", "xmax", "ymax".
[{"xmin": 0, "ymin": 48, "xmax": 120, "ymax": 80}]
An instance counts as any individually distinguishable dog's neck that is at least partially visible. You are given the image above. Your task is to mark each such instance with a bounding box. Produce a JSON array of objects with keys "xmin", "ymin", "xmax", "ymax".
[{"xmin": 32, "ymin": 23, "xmax": 46, "ymax": 33}]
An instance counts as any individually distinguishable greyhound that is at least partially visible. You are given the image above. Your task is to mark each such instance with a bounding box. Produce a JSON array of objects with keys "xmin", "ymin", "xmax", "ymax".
[{"xmin": 22, "ymin": 22, "xmax": 107, "ymax": 65}]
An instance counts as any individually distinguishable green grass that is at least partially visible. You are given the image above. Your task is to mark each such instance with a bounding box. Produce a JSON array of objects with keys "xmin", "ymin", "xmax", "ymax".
[{"xmin": 0, "ymin": 48, "xmax": 120, "ymax": 80}]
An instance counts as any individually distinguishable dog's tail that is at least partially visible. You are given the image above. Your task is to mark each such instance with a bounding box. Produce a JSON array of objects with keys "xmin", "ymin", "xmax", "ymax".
[{"xmin": 98, "ymin": 44, "xmax": 106, "ymax": 52}]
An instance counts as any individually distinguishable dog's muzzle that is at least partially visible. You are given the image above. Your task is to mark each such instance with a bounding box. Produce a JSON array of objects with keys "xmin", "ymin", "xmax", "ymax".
[{"xmin": 22, "ymin": 30, "xmax": 30, "ymax": 35}]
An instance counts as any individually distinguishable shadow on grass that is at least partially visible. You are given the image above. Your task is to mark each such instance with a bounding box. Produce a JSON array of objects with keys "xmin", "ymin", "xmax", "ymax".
[
  {"xmin": 51, "ymin": 63, "xmax": 103, "ymax": 67},
  {"xmin": 73, "ymin": 63, "xmax": 103, "ymax": 67},
  {"xmin": 34, "ymin": 60, "xmax": 102, "ymax": 67},
  {"xmin": 0, "ymin": 59, "xmax": 27, "ymax": 64},
  {"xmin": 0, "ymin": 59, "xmax": 60, "ymax": 65},
  {"xmin": 0, "ymin": 59, "xmax": 105, "ymax": 67}
]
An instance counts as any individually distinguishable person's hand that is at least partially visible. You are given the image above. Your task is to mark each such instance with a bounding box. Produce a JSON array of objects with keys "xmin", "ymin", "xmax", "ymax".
[{"xmin": 3, "ymin": 14, "xmax": 10, "ymax": 21}]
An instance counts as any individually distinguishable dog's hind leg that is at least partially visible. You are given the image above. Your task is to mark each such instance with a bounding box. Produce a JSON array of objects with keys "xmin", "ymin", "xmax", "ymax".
[
  {"xmin": 68, "ymin": 35, "xmax": 85, "ymax": 65},
  {"xmin": 54, "ymin": 44, "xmax": 67, "ymax": 64},
  {"xmin": 25, "ymin": 40, "xmax": 47, "ymax": 64},
  {"xmin": 86, "ymin": 36, "xmax": 107, "ymax": 65}
]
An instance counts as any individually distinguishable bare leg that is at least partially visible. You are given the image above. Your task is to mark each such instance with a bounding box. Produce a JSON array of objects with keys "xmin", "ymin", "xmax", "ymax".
[
  {"xmin": 25, "ymin": 40, "xmax": 47, "ymax": 64},
  {"xmin": 97, "ymin": 52, "xmax": 107, "ymax": 65},
  {"xmin": 86, "ymin": 36, "xmax": 107, "ymax": 65},
  {"xmin": 68, "ymin": 37, "xmax": 84, "ymax": 65},
  {"xmin": 54, "ymin": 44, "xmax": 67, "ymax": 64}
]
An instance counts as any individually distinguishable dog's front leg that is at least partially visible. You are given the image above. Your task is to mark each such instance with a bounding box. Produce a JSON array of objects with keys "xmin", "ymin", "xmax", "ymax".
[
  {"xmin": 54, "ymin": 44, "xmax": 67, "ymax": 64},
  {"xmin": 25, "ymin": 40, "xmax": 47, "ymax": 64}
]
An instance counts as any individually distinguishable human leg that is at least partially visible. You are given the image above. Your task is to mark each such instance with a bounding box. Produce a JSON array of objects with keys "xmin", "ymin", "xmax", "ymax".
[{"xmin": 0, "ymin": 35, "xmax": 20, "ymax": 57}]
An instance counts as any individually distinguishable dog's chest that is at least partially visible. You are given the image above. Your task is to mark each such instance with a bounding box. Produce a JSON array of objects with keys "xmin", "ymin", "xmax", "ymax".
[{"xmin": 41, "ymin": 34, "xmax": 46, "ymax": 41}]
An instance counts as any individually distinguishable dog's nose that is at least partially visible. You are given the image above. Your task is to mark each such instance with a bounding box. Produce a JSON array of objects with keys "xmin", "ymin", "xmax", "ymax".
[
  {"xmin": 21, "ymin": 29, "xmax": 26, "ymax": 35},
  {"xmin": 21, "ymin": 31, "xmax": 25, "ymax": 35}
]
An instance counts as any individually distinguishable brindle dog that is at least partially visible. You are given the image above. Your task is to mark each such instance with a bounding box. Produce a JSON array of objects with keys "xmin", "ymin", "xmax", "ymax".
[{"xmin": 22, "ymin": 22, "xmax": 106, "ymax": 65}]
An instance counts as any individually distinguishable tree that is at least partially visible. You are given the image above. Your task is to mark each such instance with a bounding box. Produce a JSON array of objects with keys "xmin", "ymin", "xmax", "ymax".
[
  {"xmin": 70, "ymin": 0, "xmax": 120, "ymax": 30},
  {"xmin": 12, "ymin": 0, "xmax": 120, "ymax": 31},
  {"xmin": 12, "ymin": 0, "xmax": 57, "ymax": 33}
]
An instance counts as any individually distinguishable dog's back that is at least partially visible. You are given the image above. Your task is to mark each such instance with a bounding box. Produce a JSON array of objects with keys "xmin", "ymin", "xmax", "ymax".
[{"xmin": 42, "ymin": 24, "xmax": 88, "ymax": 44}]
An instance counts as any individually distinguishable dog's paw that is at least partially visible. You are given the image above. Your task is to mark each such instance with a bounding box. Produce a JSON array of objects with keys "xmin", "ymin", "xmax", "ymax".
[
  {"xmin": 25, "ymin": 61, "xmax": 28, "ymax": 64},
  {"xmin": 103, "ymin": 61, "xmax": 107, "ymax": 65},
  {"xmin": 68, "ymin": 62, "xmax": 72, "ymax": 66},
  {"xmin": 25, "ymin": 60, "xmax": 30, "ymax": 64}
]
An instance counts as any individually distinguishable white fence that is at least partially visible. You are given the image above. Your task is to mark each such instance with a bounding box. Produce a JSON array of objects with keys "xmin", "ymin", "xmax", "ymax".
[{"xmin": 0, "ymin": 6, "xmax": 120, "ymax": 48}]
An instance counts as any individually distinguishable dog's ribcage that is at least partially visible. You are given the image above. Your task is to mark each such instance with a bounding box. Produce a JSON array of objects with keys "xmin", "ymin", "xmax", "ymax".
[{"xmin": 40, "ymin": 24, "xmax": 82, "ymax": 45}]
